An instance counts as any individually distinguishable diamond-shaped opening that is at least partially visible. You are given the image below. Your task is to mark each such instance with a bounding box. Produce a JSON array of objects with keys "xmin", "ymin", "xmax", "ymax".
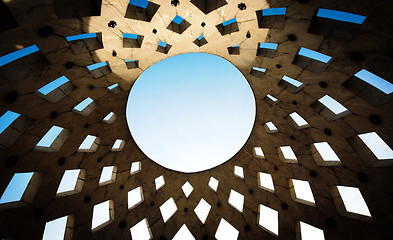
[
  {"xmin": 194, "ymin": 198, "xmax": 211, "ymax": 224},
  {"xmin": 159, "ymin": 197, "xmax": 177, "ymax": 222},
  {"xmin": 278, "ymin": 75, "xmax": 305, "ymax": 94},
  {"xmin": 130, "ymin": 162, "xmax": 141, "ymax": 175},
  {"xmin": 289, "ymin": 179, "xmax": 316, "ymax": 206},
  {"xmin": 215, "ymin": 218, "xmax": 239, "ymax": 240},
  {"xmin": 253, "ymin": 147, "xmax": 265, "ymax": 159},
  {"xmin": 173, "ymin": 224, "xmax": 195, "ymax": 240},
  {"xmin": 182, "ymin": 181, "xmax": 194, "ymax": 198},
  {"xmin": 42, "ymin": 215, "xmax": 74, "ymax": 240},
  {"xmin": 359, "ymin": 132, "xmax": 393, "ymax": 160},
  {"xmin": 35, "ymin": 126, "xmax": 69, "ymax": 152},
  {"xmin": 234, "ymin": 166, "xmax": 244, "ymax": 179},
  {"xmin": 208, "ymin": 177, "xmax": 219, "ymax": 191},
  {"xmin": 57, "ymin": 169, "xmax": 85, "ymax": 196},
  {"xmin": 297, "ymin": 221, "xmax": 325, "ymax": 240},
  {"xmin": 265, "ymin": 121, "xmax": 278, "ymax": 133},
  {"xmin": 289, "ymin": 112, "xmax": 310, "ymax": 129},
  {"xmin": 99, "ymin": 166, "xmax": 117, "ymax": 186},
  {"xmin": 78, "ymin": 135, "xmax": 100, "ymax": 152},
  {"xmin": 258, "ymin": 172, "xmax": 274, "ymax": 192},
  {"xmin": 331, "ymin": 185, "xmax": 372, "ymax": 221},
  {"xmin": 228, "ymin": 189, "xmax": 244, "ymax": 212},
  {"xmin": 128, "ymin": 186, "xmax": 144, "ymax": 210},
  {"xmin": 130, "ymin": 218, "xmax": 152, "ymax": 240},
  {"xmin": 314, "ymin": 95, "xmax": 351, "ymax": 121},
  {"xmin": 193, "ymin": 35, "xmax": 208, "ymax": 47},
  {"xmin": 278, "ymin": 146, "xmax": 298, "ymax": 163},
  {"xmin": 190, "ymin": 0, "xmax": 228, "ymax": 15},
  {"xmin": 112, "ymin": 139, "xmax": 125, "ymax": 151},
  {"xmin": 155, "ymin": 175, "xmax": 165, "ymax": 190},
  {"xmin": 258, "ymin": 204, "xmax": 278, "ymax": 236},
  {"xmin": 103, "ymin": 112, "xmax": 116, "ymax": 124},
  {"xmin": 312, "ymin": 142, "xmax": 341, "ymax": 166},
  {"xmin": 91, "ymin": 200, "xmax": 114, "ymax": 231}
]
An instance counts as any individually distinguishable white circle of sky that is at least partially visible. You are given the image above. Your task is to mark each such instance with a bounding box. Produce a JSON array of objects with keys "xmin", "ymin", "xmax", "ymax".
[{"xmin": 126, "ymin": 53, "xmax": 256, "ymax": 173}]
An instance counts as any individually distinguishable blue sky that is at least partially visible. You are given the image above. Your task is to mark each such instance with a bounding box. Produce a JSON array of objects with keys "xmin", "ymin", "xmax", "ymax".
[{"xmin": 126, "ymin": 53, "xmax": 255, "ymax": 173}]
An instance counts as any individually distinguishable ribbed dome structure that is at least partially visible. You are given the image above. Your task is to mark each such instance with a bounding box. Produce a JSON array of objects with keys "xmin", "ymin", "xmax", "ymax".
[{"xmin": 0, "ymin": 0, "xmax": 393, "ymax": 239}]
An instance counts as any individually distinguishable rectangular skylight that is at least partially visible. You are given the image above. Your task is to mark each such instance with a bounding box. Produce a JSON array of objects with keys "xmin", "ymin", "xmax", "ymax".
[
  {"xmin": 108, "ymin": 83, "xmax": 119, "ymax": 90},
  {"xmin": 87, "ymin": 61, "xmax": 107, "ymax": 71},
  {"xmin": 337, "ymin": 186, "xmax": 371, "ymax": 217},
  {"xmin": 298, "ymin": 47, "xmax": 332, "ymax": 63},
  {"xmin": 266, "ymin": 122, "xmax": 278, "ymax": 131},
  {"xmin": 317, "ymin": 8, "xmax": 366, "ymax": 24},
  {"xmin": 128, "ymin": 186, "xmax": 144, "ymax": 210},
  {"xmin": 130, "ymin": 161, "xmax": 141, "ymax": 175},
  {"xmin": 259, "ymin": 42, "xmax": 278, "ymax": 50},
  {"xmin": 0, "ymin": 45, "xmax": 39, "ymax": 67},
  {"xmin": 318, "ymin": 95, "xmax": 348, "ymax": 115},
  {"xmin": 57, "ymin": 169, "xmax": 81, "ymax": 195},
  {"xmin": 291, "ymin": 179, "xmax": 315, "ymax": 205},
  {"xmin": 258, "ymin": 204, "xmax": 278, "ymax": 236},
  {"xmin": 104, "ymin": 112, "xmax": 114, "ymax": 121},
  {"xmin": 197, "ymin": 35, "xmax": 204, "ymax": 40},
  {"xmin": 355, "ymin": 69, "xmax": 393, "ymax": 94},
  {"xmin": 0, "ymin": 172, "xmax": 34, "ymax": 204},
  {"xmin": 262, "ymin": 8, "xmax": 286, "ymax": 16},
  {"xmin": 125, "ymin": 59, "xmax": 136, "ymax": 63},
  {"xmin": 36, "ymin": 126, "xmax": 64, "ymax": 148},
  {"xmin": 313, "ymin": 142, "xmax": 340, "ymax": 162},
  {"xmin": 92, "ymin": 200, "xmax": 113, "ymax": 231},
  {"xmin": 78, "ymin": 135, "xmax": 99, "ymax": 151},
  {"xmin": 99, "ymin": 166, "xmax": 116, "ymax": 186},
  {"xmin": 289, "ymin": 112, "xmax": 309, "ymax": 128},
  {"xmin": 258, "ymin": 172, "xmax": 274, "ymax": 192},
  {"xmin": 252, "ymin": 67, "xmax": 266, "ymax": 72},
  {"xmin": 112, "ymin": 139, "xmax": 125, "ymax": 151},
  {"xmin": 194, "ymin": 198, "xmax": 211, "ymax": 224},
  {"xmin": 254, "ymin": 146, "xmax": 264, "ymax": 158},
  {"xmin": 358, "ymin": 132, "xmax": 393, "ymax": 160},
  {"xmin": 42, "ymin": 216, "xmax": 69, "ymax": 240},
  {"xmin": 282, "ymin": 75, "xmax": 303, "ymax": 87},
  {"xmin": 173, "ymin": 15, "xmax": 184, "ymax": 24},
  {"xmin": 129, "ymin": 0, "xmax": 149, "ymax": 9},
  {"xmin": 37, "ymin": 76, "xmax": 70, "ymax": 95},
  {"xmin": 130, "ymin": 218, "xmax": 152, "ymax": 240},
  {"xmin": 231, "ymin": 45, "xmax": 240, "ymax": 48},
  {"xmin": 228, "ymin": 189, "xmax": 244, "ymax": 212},
  {"xmin": 267, "ymin": 94, "xmax": 278, "ymax": 102},
  {"xmin": 222, "ymin": 18, "xmax": 236, "ymax": 26},
  {"xmin": 66, "ymin": 33, "xmax": 97, "ymax": 42},
  {"xmin": 159, "ymin": 41, "xmax": 167, "ymax": 48},
  {"xmin": 123, "ymin": 33, "xmax": 138, "ymax": 39},
  {"xmin": 74, "ymin": 97, "xmax": 93, "ymax": 112},
  {"xmin": 280, "ymin": 146, "xmax": 297, "ymax": 161},
  {"xmin": 0, "ymin": 110, "xmax": 20, "ymax": 134}
]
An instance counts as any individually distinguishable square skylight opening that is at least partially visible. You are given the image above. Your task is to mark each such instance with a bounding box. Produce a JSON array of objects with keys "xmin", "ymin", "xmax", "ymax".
[
  {"xmin": 258, "ymin": 204, "xmax": 278, "ymax": 236},
  {"xmin": 42, "ymin": 215, "xmax": 73, "ymax": 240},
  {"xmin": 35, "ymin": 126, "xmax": 69, "ymax": 152},
  {"xmin": 316, "ymin": 8, "xmax": 366, "ymax": 24},
  {"xmin": 130, "ymin": 218, "xmax": 152, "ymax": 240},
  {"xmin": 0, "ymin": 172, "xmax": 34, "ymax": 205},
  {"xmin": 262, "ymin": 8, "xmax": 286, "ymax": 16},
  {"xmin": 228, "ymin": 189, "xmax": 244, "ymax": 212},
  {"xmin": 298, "ymin": 47, "xmax": 332, "ymax": 64},
  {"xmin": 354, "ymin": 69, "xmax": 393, "ymax": 94},
  {"xmin": 314, "ymin": 95, "xmax": 351, "ymax": 121},
  {"xmin": 182, "ymin": 181, "xmax": 194, "ymax": 198},
  {"xmin": 130, "ymin": 161, "xmax": 141, "ymax": 175},
  {"xmin": 279, "ymin": 146, "xmax": 298, "ymax": 162},
  {"xmin": 103, "ymin": 112, "xmax": 116, "ymax": 124},
  {"xmin": 159, "ymin": 41, "xmax": 167, "ymax": 48},
  {"xmin": 155, "ymin": 175, "xmax": 165, "ymax": 190},
  {"xmin": 215, "ymin": 218, "xmax": 239, "ymax": 240},
  {"xmin": 253, "ymin": 147, "xmax": 265, "ymax": 159},
  {"xmin": 312, "ymin": 142, "xmax": 341, "ymax": 166},
  {"xmin": 173, "ymin": 224, "xmax": 195, "ymax": 240},
  {"xmin": 159, "ymin": 197, "xmax": 177, "ymax": 223},
  {"xmin": 91, "ymin": 200, "xmax": 114, "ymax": 231},
  {"xmin": 0, "ymin": 45, "xmax": 39, "ymax": 67},
  {"xmin": 128, "ymin": 186, "xmax": 144, "ymax": 210},
  {"xmin": 358, "ymin": 132, "xmax": 393, "ymax": 160},
  {"xmin": 331, "ymin": 185, "xmax": 372, "ymax": 221},
  {"xmin": 172, "ymin": 15, "xmax": 184, "ymax": 24},
  {"xmin": 265, "ymin": 121, "xmax": 278, "ymax": 133},
  {"xmin": 234, "ymin": 166, "xmax": 244, "ymax": 179},
  {"xmin": 290, "ymin": 179, "xmax": 316, "ymax": 206},
  {"xmin": 129, "ymin": 0, "xmax": 149, "ymax": 9},
  {"xmin": 112, "ymin": 139, "xmax": 125, "ymax": 151},
  {"xmin": 0, "ymin": 110, "xmax": 20, "ymax": 135},
  {"xmin": 298, "ymin": 221, "xmax": 325, "ymax": 240},
  {"xmin": 289, "ymin": 112, "xmax": 310, "ymax": 129},
  {"xmin": 56, "ymin": 169, "xmax": 85, "ymax": 196},
  {"xmin": 194, "ymin": 198, "xmax": 211, "ymax": 224},
  {"xmin": 258, "ymin": 172, "xmax": 274, "ymax": 192},
  {"xmin": 208, "ymin": 177, "xmax": 219, "ymax": 191},
  {"xmin": 78, "ymin": 135, "xmax": 100, "ymax": 152},
  {"xmin": 99, "ymin": 166, "xmax": 117, "ymax": 186}
]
